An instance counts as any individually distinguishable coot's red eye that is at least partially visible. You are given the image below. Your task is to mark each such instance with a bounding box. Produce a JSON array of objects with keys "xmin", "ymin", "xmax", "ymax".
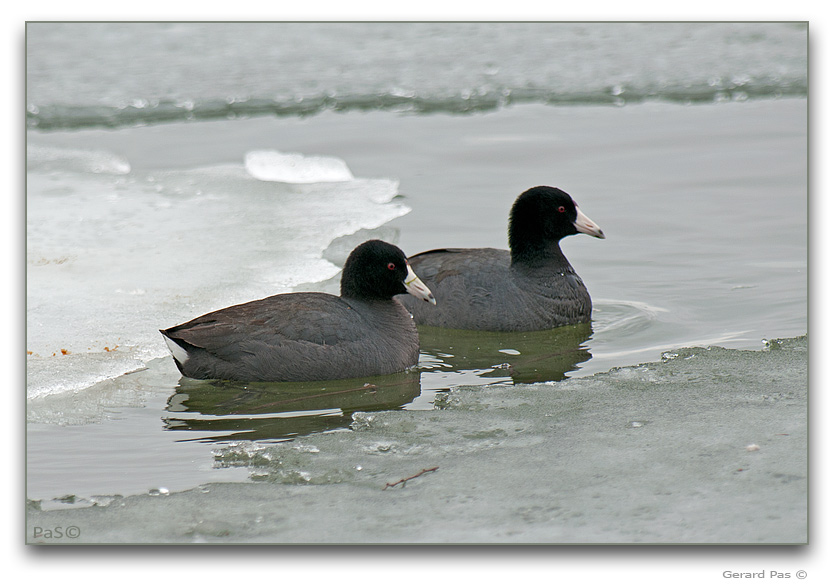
[
  {"xmin": 387, "ymin": 262, "xmax": 396, "ymax": 270},
  {"xmin": 558, "ymin": 205, "xmax": 566, "ymax": 213}
]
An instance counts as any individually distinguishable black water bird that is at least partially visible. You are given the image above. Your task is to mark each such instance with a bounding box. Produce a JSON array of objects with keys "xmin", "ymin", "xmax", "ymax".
[
  {"xmin": 161, "ymin": 240, "xmax": 436, "ymax": 382},
  {"xmin": 399, "ymin": 186, "xmax": 604, "ymax": 331}
]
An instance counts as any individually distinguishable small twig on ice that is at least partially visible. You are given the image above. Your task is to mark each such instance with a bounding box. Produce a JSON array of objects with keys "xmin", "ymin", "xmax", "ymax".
[{"xmin": 383, "ymin": 466, "xmax": 439, "ymax": 490}]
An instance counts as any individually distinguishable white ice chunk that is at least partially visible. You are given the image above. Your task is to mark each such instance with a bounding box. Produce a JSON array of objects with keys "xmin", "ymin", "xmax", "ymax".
[{"xmin": 244, "ymin": 150, "xmax": 354, "ymax": 183}]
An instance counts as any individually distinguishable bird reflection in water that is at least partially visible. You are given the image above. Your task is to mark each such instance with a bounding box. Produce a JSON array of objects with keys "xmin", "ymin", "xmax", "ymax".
[
  {"xmin": 416, "ymin": 322, "xmax": 592, "ymax": 388},
  {"xmin": 163, "ymin": 370, "xmax": 421, "ymax": 443},
  {"xmin": 164, "ymin": 322, "xmax": 592, "ymax": 443}
]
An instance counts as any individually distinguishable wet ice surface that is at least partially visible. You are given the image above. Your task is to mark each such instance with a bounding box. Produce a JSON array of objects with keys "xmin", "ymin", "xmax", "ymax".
[
  {"xmin": 27, "ymin": 336, "xmax": 806, "ymax": 544},
  {"xmin": 26, "ymin": 23, "xmax": 807, "ymax": 130}
]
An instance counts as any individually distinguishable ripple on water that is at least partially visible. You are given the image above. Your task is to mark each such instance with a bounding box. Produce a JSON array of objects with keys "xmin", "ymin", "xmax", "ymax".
[{"xmin": 591, "ymin": 298, "xmax": 670, "ymax": 338}]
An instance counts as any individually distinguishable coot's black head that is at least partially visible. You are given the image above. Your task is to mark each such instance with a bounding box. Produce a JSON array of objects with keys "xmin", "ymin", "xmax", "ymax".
[
  {"xmin": 508, "ymin": 186, "xmax": 604, "ymax": 263},
  {"xmin": 340, "ymin": 240, "xmax": 435, "ymax": 304}
]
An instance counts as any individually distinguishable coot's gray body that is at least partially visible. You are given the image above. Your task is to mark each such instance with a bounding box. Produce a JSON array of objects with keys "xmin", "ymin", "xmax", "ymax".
[
  {"xmin": 399, "ymin": 186, "xmax": 604, "ymax": 332},
  {"xmin": 161, "ymin": 240, "xmax": 435, "ymax": 382}
]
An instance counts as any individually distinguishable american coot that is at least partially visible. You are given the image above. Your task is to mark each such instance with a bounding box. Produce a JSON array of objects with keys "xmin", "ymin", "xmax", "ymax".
[
  {"xmin": 398, "ymin": 186, "xmax": 604, "ymax": 332},
  {"xmin": 161, "ymin": 240, "xmax": 436, "ymax": 382}
]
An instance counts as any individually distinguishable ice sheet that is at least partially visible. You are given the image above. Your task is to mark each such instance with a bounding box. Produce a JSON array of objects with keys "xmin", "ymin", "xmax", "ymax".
[{"xmin": 26, "ymin": 145, "xmax": 409, "ymax": 399}]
